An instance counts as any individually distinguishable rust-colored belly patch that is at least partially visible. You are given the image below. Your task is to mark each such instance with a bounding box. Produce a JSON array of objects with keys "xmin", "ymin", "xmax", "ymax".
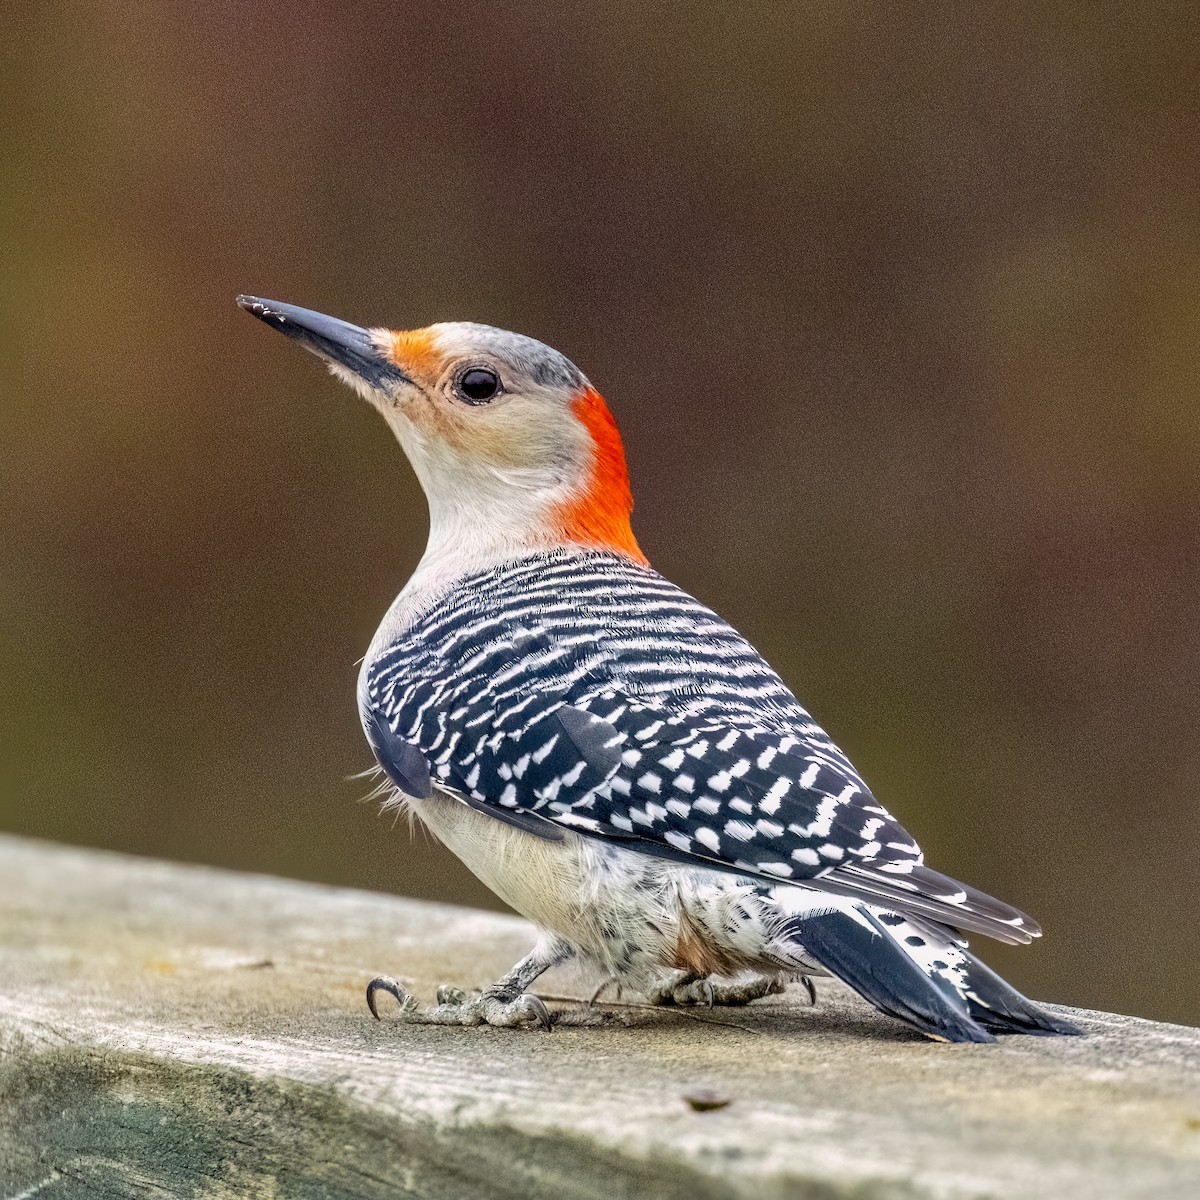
[{"xmin": 667, "ymin": 907, "xmax": 745, "ymax": 977}]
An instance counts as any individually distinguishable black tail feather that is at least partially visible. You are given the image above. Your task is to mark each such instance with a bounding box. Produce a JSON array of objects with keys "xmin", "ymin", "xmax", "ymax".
[
  {"xmin": 962, "ymin": 953, "xmax": 1082, "ymax": 1037},
  {"xmin": 783, "ymin": 907, "xmax": 996, "ymax": 1044}
]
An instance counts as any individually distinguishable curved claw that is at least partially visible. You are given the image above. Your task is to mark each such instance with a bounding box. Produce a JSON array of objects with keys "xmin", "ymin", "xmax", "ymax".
[
  {"xmin": 700, "ymin": 979, "xmax": 715, "ymax": 1008},
  {"xmin": 366, "ymin": 975, "xmax": 409, "ymax": 1020},
  {"xmin": 517, "ymin": 993, "xmax": 553, "ymax": 1031},
  {"xmin": 799, "ymin": 974, "xmax": 817, "ymax": 1006}
]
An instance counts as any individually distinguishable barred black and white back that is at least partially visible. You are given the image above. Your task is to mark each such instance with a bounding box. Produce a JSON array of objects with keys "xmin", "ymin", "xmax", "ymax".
[{"xmin": 363, "ymin": 547, "xmax": 1035, "ymax": 945}]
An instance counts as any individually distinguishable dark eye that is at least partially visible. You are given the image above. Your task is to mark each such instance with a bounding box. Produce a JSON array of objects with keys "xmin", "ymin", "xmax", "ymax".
[{"xmin": 457, "ymin": 366, "xmax": 501, "ymax": 404}]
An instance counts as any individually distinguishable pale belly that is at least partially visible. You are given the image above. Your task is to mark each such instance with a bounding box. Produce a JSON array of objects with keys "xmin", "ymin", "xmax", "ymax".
[{"xmin": 409, "ymin": 788, "xmax": 832, "ymax": 983}]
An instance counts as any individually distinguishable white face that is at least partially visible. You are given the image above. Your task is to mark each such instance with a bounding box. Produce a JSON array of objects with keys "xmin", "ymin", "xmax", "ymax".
[{"xmin": 354, "ymin": 323, "xmax": 595, "ymax": 532}]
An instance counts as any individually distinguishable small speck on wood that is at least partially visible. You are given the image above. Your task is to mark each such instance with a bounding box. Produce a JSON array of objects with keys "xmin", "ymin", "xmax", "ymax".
[{"xmin": 684, "ymin": 1088, "xmax": 732, "ymax": 1112}]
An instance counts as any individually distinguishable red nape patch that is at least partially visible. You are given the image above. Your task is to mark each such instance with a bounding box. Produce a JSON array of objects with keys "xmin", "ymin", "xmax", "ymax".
[{"xmin": 553, "ymin": 387, "xmax": 647, "ymax": 564}]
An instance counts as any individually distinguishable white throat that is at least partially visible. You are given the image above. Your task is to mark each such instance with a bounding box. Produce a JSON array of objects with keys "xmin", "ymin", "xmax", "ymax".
[{"xmin": 364, "ymin": 408, "xmax": 584, "ymax": 657}]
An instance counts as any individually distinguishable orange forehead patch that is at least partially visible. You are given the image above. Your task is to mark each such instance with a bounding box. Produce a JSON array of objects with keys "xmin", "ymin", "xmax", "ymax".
[
  {"xmin": 553, "ymin": 387, "xmax": 647, "ymax": 564},
  {"xmin": 384, "ymin": 327, "xmax": 442, "ymax": 381}
]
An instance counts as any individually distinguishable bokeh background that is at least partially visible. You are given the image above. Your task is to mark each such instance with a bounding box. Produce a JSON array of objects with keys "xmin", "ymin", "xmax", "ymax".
[{"xmin": 4, "ymin": 3, "xmax": 1198, "ymax": 1025}]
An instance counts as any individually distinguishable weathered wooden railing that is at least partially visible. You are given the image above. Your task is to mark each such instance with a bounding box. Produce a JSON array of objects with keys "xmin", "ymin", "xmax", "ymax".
[{"xmin": 2, "ymin": 835, "xmax": 1198, "ymax": 1198}]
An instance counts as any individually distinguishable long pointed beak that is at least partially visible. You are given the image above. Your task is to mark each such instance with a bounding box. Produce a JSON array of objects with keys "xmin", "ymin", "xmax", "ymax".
[{"xmin": 236, "ymin": 295, "xmax": 412, "ymax": 388}]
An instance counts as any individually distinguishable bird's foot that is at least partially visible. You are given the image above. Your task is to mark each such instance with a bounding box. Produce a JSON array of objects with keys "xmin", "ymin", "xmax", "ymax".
[
  {"xmin": 367, "ymin": 976, "xmax": 552, "ymax": 1030},
  {"xmin": 646, "ymin": 973, "xmax": 798, "ymax": 1008}
]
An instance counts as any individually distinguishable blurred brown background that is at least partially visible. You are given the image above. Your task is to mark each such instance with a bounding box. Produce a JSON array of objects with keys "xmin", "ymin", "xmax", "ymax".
[{"xmin": 3, "ymin": 3, "xmax": 1197, "ymax": 1025}]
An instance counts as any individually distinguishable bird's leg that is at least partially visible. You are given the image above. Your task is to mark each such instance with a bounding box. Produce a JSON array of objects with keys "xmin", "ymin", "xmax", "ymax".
[
  {"xmin": 367, "ymin": 935, "xmax": 574, "ymax": 1029},
  {"xmin": 645, "ymin": 971, "xmax": 797, "ymax": 1007}
]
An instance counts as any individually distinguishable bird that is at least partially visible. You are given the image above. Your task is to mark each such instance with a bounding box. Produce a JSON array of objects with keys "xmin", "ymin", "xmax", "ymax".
[{"xmin": 238, "ymin": 294, "xmax": 1079, "ymax": 1043}]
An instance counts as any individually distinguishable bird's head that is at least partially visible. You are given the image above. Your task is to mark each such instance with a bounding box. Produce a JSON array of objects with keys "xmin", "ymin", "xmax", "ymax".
[{"xmin": 238, "ymin": 296, "xmax": 644, "ymax": 577}]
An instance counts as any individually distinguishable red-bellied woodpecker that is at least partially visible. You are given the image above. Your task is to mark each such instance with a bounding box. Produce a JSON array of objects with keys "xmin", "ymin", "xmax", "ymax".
[{"xmin": 238, "ymin": 295, "xmax": 1078, "ymax": 1043}]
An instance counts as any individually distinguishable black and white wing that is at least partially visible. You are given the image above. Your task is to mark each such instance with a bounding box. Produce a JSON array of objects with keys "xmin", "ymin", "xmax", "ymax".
[{"xmin": 363, "ymin": 550, "xmax": 1039, "ymax": 945}]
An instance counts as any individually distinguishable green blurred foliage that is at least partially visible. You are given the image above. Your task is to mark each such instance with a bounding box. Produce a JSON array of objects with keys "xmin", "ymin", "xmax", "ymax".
[{"xmin": 3, "ymin": 1, "xmax": 1198, "ymax": 1024}]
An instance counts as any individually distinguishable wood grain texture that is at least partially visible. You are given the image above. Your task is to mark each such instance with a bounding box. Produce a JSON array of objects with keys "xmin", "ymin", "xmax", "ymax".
[{"xmin": 1, "ymin": 834, "xmax": 1198, "ymax": 1199}]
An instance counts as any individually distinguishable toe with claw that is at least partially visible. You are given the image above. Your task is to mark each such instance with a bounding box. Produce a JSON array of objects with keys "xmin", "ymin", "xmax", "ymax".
[
  {"xmin": 367, "ymin": 975, "xmax": 419, "ymax": 1020},
  {"xmin": 647, "ymin": 972, "xmax": 791, "ymax": 1008},
  {"xmin": 366, "ymin": 976, "xmax": 552, "ymax": 1029}
]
